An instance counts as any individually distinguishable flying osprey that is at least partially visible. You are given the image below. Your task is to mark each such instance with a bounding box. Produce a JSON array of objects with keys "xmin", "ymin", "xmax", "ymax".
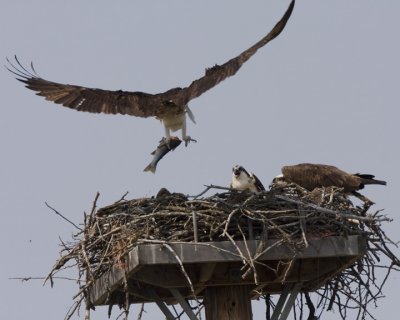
[
  {"xmin": 7, "ymin": 0, "xmax": 295, "ymax": 145},
  {"xmin": 231, "ymin": 165, "xmax": 265, "ymax": 193},
  {"xmin": 272, "ymin": 163, "xmax": 387, "ymax": 193}
]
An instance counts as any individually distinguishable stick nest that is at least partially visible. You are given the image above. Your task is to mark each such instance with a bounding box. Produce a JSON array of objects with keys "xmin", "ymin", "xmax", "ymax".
[{"xmin": 46, "ymin": 184, "xmax": 399, "ymax": 320}]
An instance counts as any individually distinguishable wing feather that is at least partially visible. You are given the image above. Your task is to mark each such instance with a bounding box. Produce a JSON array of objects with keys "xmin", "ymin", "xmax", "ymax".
[
  {"xmin": 7, "ymin": 0, "xmax": 294, "ymax": 116},
  {"xmin": 282, "ymin": 163, "xmax": 357, "ymax": 191},
  {"xmin": 251, "ymin": 173, "xmax": 266, "ymax": 192},
  {"xmin": 7, "ymin": 57, "xmax": 162, "ymax": 118},
  {"xmin": 175, "ymin": 0, "xmax": 295, "ymax": 106}
]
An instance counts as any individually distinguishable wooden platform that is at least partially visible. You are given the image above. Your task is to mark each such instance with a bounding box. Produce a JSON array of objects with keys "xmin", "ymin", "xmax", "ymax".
[{"xmin": 89, "ymin": 235, "xmax": 366, "ymax": 306}]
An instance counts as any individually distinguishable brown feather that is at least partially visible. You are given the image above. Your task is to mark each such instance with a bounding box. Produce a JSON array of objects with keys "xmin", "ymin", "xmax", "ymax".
[
  {"xmin": 7, "ymin": 0, "xmax": 295, "ymax": 121},
  {"xmin": 281, "ymin": 163, "xmax": 386, "ymax": 193},
  {"xmin": 175, "ymin": 0, "xmax": 295, "ymax": 106}
]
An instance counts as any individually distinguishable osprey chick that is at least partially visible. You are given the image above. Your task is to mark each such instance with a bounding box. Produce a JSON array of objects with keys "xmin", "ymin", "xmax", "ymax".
[
  {"xmin": 231, "ymin": 165, "xmax": 265, "ymax": 193},
  {"xmin": 6, "ymin": 0, "xmax": 295, "ymax": 145}
]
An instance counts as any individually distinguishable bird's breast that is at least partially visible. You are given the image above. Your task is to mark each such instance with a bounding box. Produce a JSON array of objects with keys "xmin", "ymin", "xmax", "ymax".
[{"xmin": 161, "ymin": 112, "xmax": 185, "ymax": 132}]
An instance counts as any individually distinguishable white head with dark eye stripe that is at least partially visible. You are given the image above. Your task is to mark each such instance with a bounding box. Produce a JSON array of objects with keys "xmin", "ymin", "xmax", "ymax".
[
  {"xmin": 231, "ymin": 165, "xmax": 264, "ymax": 193},
  {"xmin": 232, "ymin": 165, "xmax": 250, "ymax": 178}
]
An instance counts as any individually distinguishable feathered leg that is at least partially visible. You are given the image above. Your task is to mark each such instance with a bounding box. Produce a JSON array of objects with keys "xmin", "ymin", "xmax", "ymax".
[{"xmin": 181, "ymin": 116, "xmax": 196, "ymax": 146}]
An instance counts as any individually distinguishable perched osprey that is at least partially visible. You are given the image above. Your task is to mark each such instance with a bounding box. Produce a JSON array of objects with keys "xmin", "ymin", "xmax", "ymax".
[
  {"xmin": 231, "ymin": 165, "xmax": 265, "ymax": 193},
  {"xmin": 7, "ymin": 0, "xmax": 295, "ymax": 145},
  {"xmin": 272, "ymin": 163, "xmax": 387, "ymax": 193}
]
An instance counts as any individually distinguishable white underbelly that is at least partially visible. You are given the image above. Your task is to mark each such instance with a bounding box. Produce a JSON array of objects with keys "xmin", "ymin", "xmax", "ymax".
[
  {"xmin": 162, "ymin": 113, "xmax": 185, "ymax": 132},
  {"xmin": 231, "ymin": 177, "xmax": 257, "ymax": 192}
]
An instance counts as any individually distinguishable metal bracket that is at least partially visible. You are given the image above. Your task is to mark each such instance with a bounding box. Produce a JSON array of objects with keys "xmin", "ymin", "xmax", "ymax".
[
  {"xmin": 271, "ymin": 282, "xmax": 303, "ymax": 320},
  {"xmin": 169, "ymin": 288, "xmax": 199, "ymax": 320},
  {"xmin": 146, "ymin": 288, "xmax": 175, "ymax": 320}
]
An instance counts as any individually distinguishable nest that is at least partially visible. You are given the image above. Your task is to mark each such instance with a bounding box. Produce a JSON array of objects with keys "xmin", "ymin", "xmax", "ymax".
[{"xmin": 46, "ymin": 184, "xmax": 399, "ymax": 320}]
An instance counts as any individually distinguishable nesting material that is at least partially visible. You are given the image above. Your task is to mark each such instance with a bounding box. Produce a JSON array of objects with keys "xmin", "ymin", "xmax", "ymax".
[{"xmin": 46, "ymin": 184, "xmax": 399, "ymax": 320}]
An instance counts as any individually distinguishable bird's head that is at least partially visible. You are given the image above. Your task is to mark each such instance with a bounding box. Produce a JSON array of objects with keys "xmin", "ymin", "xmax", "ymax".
[
  {"xmin": 270, "ymin": 174, "xmax": 287, "ymax": 188},
  {"xmin": 232, "ymin": 165, "xmax": 250, "ymax": 178}
]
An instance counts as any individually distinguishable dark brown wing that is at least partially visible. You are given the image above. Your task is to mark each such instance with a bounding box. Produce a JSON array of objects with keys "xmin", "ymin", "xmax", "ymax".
[
  {"xmin": 174, "ymin": 0, "xmax": 295, "ymax": 106},
  {"xmin": 8, "ymin": 0, "xmax": 294, "ymax": 116},
  {"xmin": 251, "ymin": 173, "xmax": 266, "ymax": 192},
  {"xmin": 281, "ymin": 163, "xmax": 352, "ymax": 191},
  {"xmin": 6, "ymin": 56, "xmax": 171, "ymax": 118}
]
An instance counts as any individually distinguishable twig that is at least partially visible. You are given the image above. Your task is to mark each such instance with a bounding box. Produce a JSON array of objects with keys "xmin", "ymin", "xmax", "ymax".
[
  {"xmin": 9, "ymin": 276, "xmax": 82, "ymax": 282},
  {"xmin": 136, "ymin": 303, "xmax": 145, "ymax": 320},
  {"xmin": 45, "ymin": 202, "xmax": 82, "ymax": 231},
  {"xmin": 162, "ymin": 243, "xmax": 196, "ymax": 296},
  {"xmin": 115, "ymin": 191, "xmax": 129, "ymax": 204},
  {"xmin": 191, "ymin": 184, "xmax": 232, "ymax": 199}
]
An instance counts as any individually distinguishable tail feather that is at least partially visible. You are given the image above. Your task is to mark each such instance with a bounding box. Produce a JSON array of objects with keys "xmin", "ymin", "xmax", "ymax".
[
  {"xmin": 355, "ymin": 173, "xmax": 375, "ymax": 180},
  {"xmin": 355, "ymin": 174, "xmax": 387, "ymax": 186}
]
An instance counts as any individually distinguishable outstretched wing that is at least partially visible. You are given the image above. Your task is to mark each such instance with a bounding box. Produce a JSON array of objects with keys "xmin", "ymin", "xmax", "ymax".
[
  {"xmin": 175, "ymin": 0, "xmax": 295, "ymax": 106},
  {"xmin": 7, "ymin": 0, "xmax": 294, "ymax": 116},
  {"xmin": 6, "ymin": 56, "xmax": 167, "ymax": 118}
]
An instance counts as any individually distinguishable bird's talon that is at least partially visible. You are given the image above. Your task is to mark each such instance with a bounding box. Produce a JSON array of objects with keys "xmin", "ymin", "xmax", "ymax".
[{"xmin": 183, "ymin": 137, "xmax": 197, "ymax": 147}]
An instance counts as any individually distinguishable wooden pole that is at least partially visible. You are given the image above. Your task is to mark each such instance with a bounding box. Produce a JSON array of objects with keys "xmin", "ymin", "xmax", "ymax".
[{"xmin": 204, "ymin": 285, "xmax": 252, "ymax": 320}]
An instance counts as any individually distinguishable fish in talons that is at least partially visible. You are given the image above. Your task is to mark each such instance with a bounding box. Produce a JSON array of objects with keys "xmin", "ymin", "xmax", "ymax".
[{"xmin": 143, "ymin": 137, "xmax": 182, "ymax": 173}]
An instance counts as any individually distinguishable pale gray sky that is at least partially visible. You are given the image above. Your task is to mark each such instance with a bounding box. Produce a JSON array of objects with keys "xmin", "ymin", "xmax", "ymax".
[{"xmin": 1, "ymin": 0, "xmax": 399, "ymax": 319}]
